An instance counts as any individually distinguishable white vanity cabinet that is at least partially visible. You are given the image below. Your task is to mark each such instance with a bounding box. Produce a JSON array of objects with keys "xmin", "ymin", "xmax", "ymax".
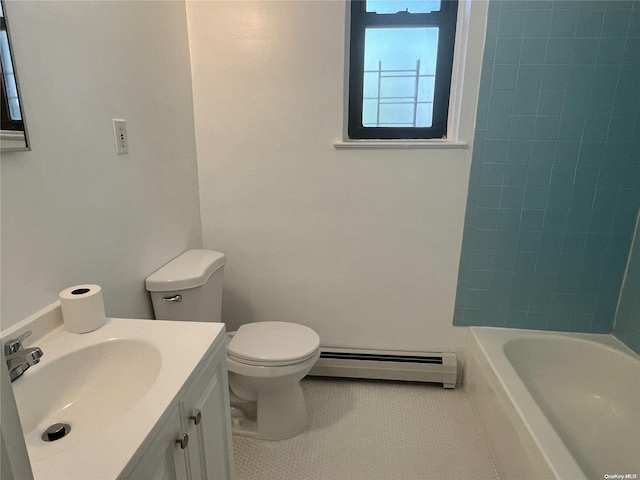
[
  {"xmin": 124, "ymin": 337, "xmax": 234, "ymax": 480},
  {"xmin": 180, "ymin": 342, "xmax": 235, "ymax": 480},
  {"xmin": 125, "ymin": 404, "xmax": 189, "ymax": 480}
]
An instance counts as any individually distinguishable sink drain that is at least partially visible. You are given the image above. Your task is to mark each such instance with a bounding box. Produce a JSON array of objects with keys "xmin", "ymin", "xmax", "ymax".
[{"xmin": 42, "ymin": 423, "xmax": 71, "ymax": 442}]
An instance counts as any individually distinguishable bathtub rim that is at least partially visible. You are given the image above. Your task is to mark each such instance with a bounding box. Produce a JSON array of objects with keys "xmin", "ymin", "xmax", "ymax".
[{"xmin": 465, "ymin": 327, "xmax": 639, "ymax": 480}]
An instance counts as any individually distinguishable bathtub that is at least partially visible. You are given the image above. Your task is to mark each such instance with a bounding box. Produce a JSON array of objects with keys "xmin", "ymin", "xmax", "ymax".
[{"xmin": 465, "ymin": 327, "xmax": 640, "ymax": 480}]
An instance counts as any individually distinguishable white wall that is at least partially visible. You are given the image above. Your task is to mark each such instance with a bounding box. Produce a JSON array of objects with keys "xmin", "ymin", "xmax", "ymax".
[
  {"xmin": 187, "ymin": 1, "xmax": 486, "ymax": 355},
  {"xmin": 1, "ymin": 355, "xmax": 33, "ymax": 480},
  {"xmin": 1, "ymin": 1, "xmax": 202, "ymax": 330}
]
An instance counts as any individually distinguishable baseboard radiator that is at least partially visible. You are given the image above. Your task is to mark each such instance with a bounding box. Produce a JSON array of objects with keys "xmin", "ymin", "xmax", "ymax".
[{"xmin": 308, "ymin": 348, "xmax": 457, "ymax": 388}]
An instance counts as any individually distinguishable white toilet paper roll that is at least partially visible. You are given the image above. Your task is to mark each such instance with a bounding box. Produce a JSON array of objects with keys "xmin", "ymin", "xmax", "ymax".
[{"xmin": 59, "ymin": 284, "xmax": 107, "ymax": 333}]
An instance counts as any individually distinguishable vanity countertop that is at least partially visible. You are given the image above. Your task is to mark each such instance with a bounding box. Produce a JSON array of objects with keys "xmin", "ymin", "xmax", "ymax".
[{"xmin": 10, "ymin": 314, "xmax": 225, "ymax": 480}]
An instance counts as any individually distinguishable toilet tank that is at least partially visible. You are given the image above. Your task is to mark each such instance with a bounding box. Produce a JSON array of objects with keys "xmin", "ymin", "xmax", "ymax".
[{"xmin": 145, "ymin": 250, "xmax": 225, "ymax": 323}]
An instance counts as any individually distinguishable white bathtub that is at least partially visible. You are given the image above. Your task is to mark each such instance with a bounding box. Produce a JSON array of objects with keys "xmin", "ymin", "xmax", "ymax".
[{"xmin": 465, "ymin": 327, "xmax": 640, "ymax": 480}]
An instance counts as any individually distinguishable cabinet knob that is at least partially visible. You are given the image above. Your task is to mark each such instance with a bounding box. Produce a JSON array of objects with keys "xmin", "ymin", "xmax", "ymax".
[
  {"xmin": 176, "ymin": 433, "xmax": 189, "ymax": 449},
  {"xmin": 189, "ymin": 410, "xmax": 202, "ymax": 426}
]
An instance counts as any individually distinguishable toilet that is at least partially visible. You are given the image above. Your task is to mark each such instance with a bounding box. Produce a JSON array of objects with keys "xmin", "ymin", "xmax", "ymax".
[{"xmin": 145, "ymin": 249, "xmax": 320, "ymax": 440}]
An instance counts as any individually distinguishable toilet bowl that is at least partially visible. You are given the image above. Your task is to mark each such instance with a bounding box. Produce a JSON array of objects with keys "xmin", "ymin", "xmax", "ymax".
[
  {"xmin": 225, "ymin": 321, "xmax": 320, "ymax": 440},
  {"xmin": 145, "ymin": 250, "xmax": 321, "ymax": 440}
]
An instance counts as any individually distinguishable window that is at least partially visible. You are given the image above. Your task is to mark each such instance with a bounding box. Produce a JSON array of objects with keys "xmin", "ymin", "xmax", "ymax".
[
  {"xmin": 348, "ymin": 0, "xmax": 458, "ymax": 140},
  {"xmin": 1, "ymin": 1, "xmax": 24, "ymax": 132}
]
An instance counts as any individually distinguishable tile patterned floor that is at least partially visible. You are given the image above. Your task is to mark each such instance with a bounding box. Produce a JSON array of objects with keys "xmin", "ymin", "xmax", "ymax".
[{"xmin": 233, "ymin": 378, "xmax": 499, "ymax": 480}]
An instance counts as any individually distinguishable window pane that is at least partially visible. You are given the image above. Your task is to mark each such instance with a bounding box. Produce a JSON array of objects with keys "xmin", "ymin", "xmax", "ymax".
[
  {"xmin": 416, "ymin": 103, "xmax": 433, "ymax": 126},
  {"xmin": 378, "ymin": 103, "xmax": 415, "ymax": 126},
  {"xmin": 0, "ymin": 31, "xmax": 13, "ymax": 76},
  {"xmin": 1, "ymin": 30, "xmax": 21, "ymax": 121},
  {"xmin": 366, "ymin": 1, "xmax": 441, "ymax": 13},
  {"xmin": 362, "ymin": 27, "xmax": 438, "ymax": 127},
  {"xmin": 417, "ymin": 75, "xmax": 435, "ymax": 103},
  {"xmin": 363, "ymin": 99, "xmax": 380, "ymax": 126},
  {"xmin": 363, "ymin": 71, "xmax": 379, "ymax": 99}
]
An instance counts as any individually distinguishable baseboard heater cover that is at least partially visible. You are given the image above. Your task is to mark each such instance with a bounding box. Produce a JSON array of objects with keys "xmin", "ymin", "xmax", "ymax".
[{"xmin": 308, "ymin": 347, "xmax": 457, "ymax": 388}]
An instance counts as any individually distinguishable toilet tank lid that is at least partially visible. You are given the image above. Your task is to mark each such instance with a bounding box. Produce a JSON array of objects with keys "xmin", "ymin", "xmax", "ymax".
[{"xmin": 145, "ymin": 249, "xmax": 226, "ymax": 292}]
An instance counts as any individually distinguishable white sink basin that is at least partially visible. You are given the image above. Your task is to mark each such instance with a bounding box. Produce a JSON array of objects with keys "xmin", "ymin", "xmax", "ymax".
[
  {"xmin": 8, "ymin": 313, "xmax": 225, "ymax": 480},
  {"xmin": 13, "ymin": 339, "xmax": 161, "ymax": 454}
]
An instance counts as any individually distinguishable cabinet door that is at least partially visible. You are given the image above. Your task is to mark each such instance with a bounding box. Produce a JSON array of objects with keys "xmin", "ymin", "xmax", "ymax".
[
  {"xmin": 181, "ymin": 346, "xmax": 235, "ymax": 480},
  {"xmin": 125, "ymin": 405, "xmax": 189, "ymax": 480}
]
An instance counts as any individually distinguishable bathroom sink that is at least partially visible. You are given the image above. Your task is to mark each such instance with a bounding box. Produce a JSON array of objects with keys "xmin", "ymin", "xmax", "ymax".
[
  {"xmin": 7, "ymin": 312, "xmax": 225, "ymax": 479},
  {"xmin": 13, "ymin": 338, "xmax": 161, "ymax": 456}
]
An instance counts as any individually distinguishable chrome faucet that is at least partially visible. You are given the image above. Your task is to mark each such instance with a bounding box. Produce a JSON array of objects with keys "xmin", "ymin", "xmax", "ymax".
[{"xmin": 4, "ymin": 331, "xmax": 43, "ymax": 382}]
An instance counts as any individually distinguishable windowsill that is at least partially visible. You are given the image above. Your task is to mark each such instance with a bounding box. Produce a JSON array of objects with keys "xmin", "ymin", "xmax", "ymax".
[
  {"xmin": 1, "ymin": 130, "xmax": 25, "ymax": 140},
  {"xmin": 333, "ymin": 139, "xmax": 469, "ymax": 150}
]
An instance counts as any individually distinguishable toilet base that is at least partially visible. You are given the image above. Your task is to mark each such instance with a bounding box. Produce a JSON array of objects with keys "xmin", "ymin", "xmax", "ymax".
[
  {"xmin": 229, "ymin": 382, "xmax": 309, "ymax": 440},
  {"xmin": 226, "ymin": 349, "xmax": 320, "ymax": 441}
]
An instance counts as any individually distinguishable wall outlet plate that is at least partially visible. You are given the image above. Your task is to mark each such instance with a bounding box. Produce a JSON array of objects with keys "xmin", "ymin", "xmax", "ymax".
[{"xmin": 113, "ymin": 119, "xmax": 129, "ymax": 154}]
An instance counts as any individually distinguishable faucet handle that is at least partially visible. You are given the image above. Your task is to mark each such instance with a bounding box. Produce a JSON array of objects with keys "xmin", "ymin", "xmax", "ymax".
[{"xmin": 4, "ymin": 330, "xmax": 32, "ymax": 355}]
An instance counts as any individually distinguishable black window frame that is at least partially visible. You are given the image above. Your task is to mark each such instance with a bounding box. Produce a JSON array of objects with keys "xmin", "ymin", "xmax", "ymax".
[
  {"xmin": 348, "ymin": 0, "xmax": 458, "ymax": 140},
  {"xmin": 1, "ymin": 11, "xmax": 25, "ymax": 132}
]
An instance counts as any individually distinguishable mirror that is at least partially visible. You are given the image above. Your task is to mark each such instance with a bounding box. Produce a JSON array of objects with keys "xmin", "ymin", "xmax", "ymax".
[{"xmin": 1, "ymin": 0, "xmax": 29, "ymax": 152}]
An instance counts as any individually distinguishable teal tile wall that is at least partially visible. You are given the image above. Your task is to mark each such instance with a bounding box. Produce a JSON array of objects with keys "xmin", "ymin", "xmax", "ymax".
[
  {"xmin": 613, "ymin": 212, "xmax": 640, "ymax": 354},
  {"xmin": 454, "ymin": 0, "xmax": 640, "ymax": 332}
]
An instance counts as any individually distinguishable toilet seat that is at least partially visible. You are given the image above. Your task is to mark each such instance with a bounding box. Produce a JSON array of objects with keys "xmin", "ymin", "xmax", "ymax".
[{"xmin": 227, "ymin": 321, "xmax": 320, "ymax": 367}]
